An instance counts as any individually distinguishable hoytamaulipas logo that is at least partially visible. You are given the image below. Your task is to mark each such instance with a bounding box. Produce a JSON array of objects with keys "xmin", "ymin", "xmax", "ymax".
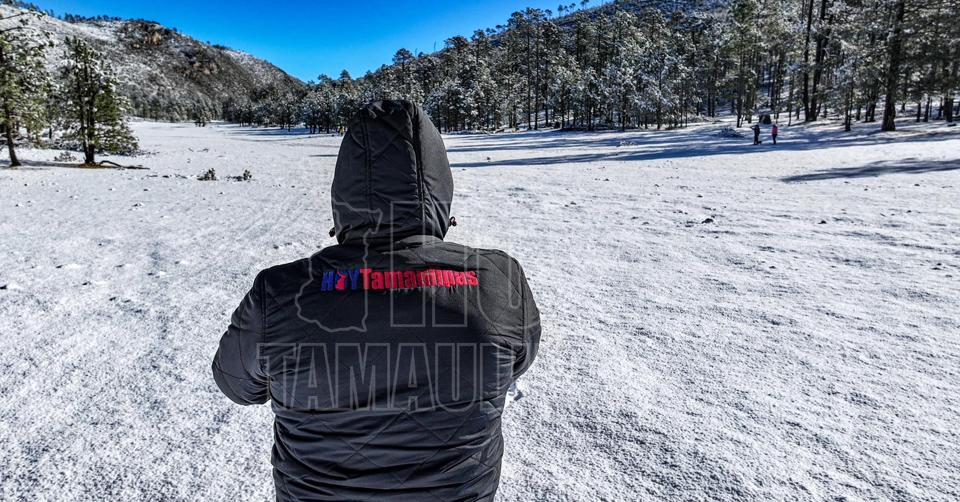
[{"xmin": 319, "ymin": 268, "xmax": 480, "ymax": 292}]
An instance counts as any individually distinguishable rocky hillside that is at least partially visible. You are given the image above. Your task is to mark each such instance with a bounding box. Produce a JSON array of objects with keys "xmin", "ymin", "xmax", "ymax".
[{"xmin": 1, "ymin": 4, "xmax": 303, "ymax": 121}]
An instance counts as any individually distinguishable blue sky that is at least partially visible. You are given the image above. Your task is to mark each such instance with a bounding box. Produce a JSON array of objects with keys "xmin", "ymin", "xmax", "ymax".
[{"xmin": 37, "ymin": 0, "xmax": 578, "ymax": 82}]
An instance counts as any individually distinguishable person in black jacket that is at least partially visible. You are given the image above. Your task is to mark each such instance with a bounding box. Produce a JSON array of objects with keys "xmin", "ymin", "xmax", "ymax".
[{"xmin": 212, "ymin": 100, "xmax": 541, "ymax": 502}]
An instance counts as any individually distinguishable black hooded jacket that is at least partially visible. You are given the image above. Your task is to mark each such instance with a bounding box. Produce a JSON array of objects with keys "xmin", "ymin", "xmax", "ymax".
[{"xmin": 212, "ymin": 101, "xmax": 541, "ymax": 501}]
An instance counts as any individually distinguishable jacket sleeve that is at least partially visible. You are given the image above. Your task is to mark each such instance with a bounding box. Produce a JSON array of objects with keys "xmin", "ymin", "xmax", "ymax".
[
  {"xmin": 512, "ymin": 261, "xmax": 541, "ymax": 379},
  {"xmin": 212, "ymin": 272, "xmax": 270, "ymax": 405}
]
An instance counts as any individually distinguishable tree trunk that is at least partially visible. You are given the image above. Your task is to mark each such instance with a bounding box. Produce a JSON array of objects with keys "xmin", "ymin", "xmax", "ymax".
[
  {"xmin": 3, "ymin": 117, "xmax": 20, "ymax": 167},
  {"xmin": 943, "ymin": 54, "xmax": 958, "ymax": 122},
  {"xmin": 844, "ymin": 83, "xmax": 853, "ymax": 132},
  {"xmin": 801, "ymin": 0, "xmax": 814, "ymax": 120},
  {"xmin": 0, "ymin": 43, "xmax": 20, "ymax": 167},
  {"xmin": 809, "ymin": 0, "xmax": 832, "ymax": 122},
  {"xmin": 787, "ymin": 73, "xmax": 795, "ymax": 126},
  {"xmin": 83, "ymin": 98, "xmax": 96, "ymax": 164},
  {"xmin": 881, "ymin": 0, "xmax": 906, "ymax": 132}
]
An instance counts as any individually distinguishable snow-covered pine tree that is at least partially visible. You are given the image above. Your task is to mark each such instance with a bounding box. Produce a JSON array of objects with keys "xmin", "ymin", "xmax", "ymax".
[
  {"xmin": 60, "ymin": 36, "xmax": 138, "ymax": 165},
  {"xmin": 333, "ymin": 70, "xmax": 360, "ymax": 131},
  {"xmin": 0, "ymin": 9, "xmax": 49, "ymax": 167},
  {"xmin": 94, "ymin": 81, "xmax": 138, "ymax": 153},
  {"xmin": 217, "ymin": 0, "xmax": 958, "ymax": 133},
  {"xmin": 390, "ymin": 48, "xmax": 423, "ymax": 104}
]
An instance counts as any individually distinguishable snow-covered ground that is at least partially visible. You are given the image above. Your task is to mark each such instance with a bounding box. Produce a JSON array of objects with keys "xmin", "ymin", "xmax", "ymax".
[{"xmin": 1, "ymin": 119, "xmax": 959, "ymax": 501}]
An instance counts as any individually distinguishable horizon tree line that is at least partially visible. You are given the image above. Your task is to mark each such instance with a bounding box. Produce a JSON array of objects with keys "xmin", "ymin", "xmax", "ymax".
[{"xmin": 229, "ymin": 0, "xmax": 958, "ymax": 134}]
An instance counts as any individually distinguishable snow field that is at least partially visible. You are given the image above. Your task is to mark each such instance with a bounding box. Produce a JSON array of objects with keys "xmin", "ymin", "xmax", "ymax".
[{"xmin": 1, "ymin": 119, "xmax": 958, "ymax": 500}]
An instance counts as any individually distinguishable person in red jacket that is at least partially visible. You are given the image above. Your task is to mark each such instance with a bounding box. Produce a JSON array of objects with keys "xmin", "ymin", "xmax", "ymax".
[{"xmin": 772, "ymin": 123, "xmax": 779, "ymax": 145}]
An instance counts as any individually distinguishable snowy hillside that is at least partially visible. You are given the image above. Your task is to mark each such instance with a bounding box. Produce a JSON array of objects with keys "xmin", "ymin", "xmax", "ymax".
[
  {"xmin": 1, "ymin": 119, "xmax": 959, "ymax": 500},
  {"xmin": 0, "ymin": 4, "xmax": 302, "ymax": 121}
]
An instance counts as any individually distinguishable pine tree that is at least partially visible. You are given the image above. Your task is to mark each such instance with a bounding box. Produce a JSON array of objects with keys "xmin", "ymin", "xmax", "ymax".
[
  {"xmin": 60, "ymin": 37, "xmax": 138, "ymax": 164},
  {"xmin": 0, "ymin": 9, "xmax": 49, "ymax": 168},
  {"xmin": 220, "ymin": 0, "xmax": 956, "ymax": 134},
  {"xmin": 94, "ymin": 81, "xmax": 138, "ymax": 151}
]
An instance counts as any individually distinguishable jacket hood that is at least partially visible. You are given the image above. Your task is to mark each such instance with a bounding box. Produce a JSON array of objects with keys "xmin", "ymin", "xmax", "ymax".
[{"xmin": 331, "ymin": 100, "xmax": 453, "ymax": 245}]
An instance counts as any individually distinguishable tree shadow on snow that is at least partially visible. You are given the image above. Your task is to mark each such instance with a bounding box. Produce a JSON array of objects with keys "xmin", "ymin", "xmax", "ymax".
[
  {"xmin": 224, "ymin": 127, "xmax": 321, "ymax": 138},
  {"xmin": 445, "ymin": 129, "xmax": 680, "ymax": 153},
  {"xmin": 781, "ymin": 157, "xmax": 960, "ymax": 182},
  {"xmin": 449, "ymin": 127, "xmax": 959, "ymax": 168},
  {"xmin": 12, "ymin": 159, "xmax": 84, "ymax": 169}
]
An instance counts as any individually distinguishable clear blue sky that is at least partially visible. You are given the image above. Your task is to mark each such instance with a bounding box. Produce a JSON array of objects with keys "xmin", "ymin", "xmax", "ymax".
[{"xmin": 37, "ymin": 0, "xmax": 579, "ymax": 82}]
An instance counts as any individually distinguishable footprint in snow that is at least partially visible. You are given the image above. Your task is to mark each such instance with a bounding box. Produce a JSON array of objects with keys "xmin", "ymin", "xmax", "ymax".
[{"xmin": 57, "ymin": 263, "xmax": 83, "ymax": 270}]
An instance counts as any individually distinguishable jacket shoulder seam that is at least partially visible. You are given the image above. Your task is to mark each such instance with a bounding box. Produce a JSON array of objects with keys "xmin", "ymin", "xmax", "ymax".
[{"xmin": 476, "ymin": 251, "xmax": 523, "ymax": 299}]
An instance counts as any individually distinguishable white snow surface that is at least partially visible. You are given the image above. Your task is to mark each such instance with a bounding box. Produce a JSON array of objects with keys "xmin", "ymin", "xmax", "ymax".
[{"xmin": 1, "ymin": 119, "xmax": 959, "ymax": 501}]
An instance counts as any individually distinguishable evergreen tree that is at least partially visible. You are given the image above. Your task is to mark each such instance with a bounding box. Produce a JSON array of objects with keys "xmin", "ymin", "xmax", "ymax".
[
  {"xmin": 60, "ymin": 37, "xmax": 138, "ymax": 164},
  {"xmin": 222, "ymin": 0, "xmax": 956, "ymax": 133},
  {"xmin": 94, "ymin": 81, "xmax": 138, "ymax": 151},
  {"xmin": 0, "ymin": 9, "xmax": 49, "ymax": 167}
]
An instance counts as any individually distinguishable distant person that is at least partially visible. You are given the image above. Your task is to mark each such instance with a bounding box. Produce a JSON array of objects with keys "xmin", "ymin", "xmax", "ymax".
[
  {"xmin": 751, "ymin": 123, "xmax": 761, "ymax": 145},
  {"xmin": 212, "ymin": 100, "xmax": 541, "ymax": 501},
  {"xmin": 771, "ymin": 123, "xmax": 779, "ymax": 145}
]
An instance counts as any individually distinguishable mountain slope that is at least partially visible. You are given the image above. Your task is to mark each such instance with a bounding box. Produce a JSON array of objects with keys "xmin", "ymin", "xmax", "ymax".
[{"xmin": 2, "ymin": 4, "xmax": 303, "ymax": 121}]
